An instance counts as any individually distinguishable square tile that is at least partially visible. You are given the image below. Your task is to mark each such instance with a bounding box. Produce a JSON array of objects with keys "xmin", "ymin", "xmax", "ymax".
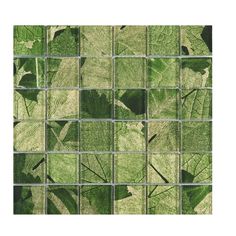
[
  {"xmin": 14, "ymin": 26, "xmax": 45, "ymax": 55},
  {"xmin": 148, "ymin": 121, "xmax": 179, "ymax": 152},
  {"xmin": 80, "ymin": 26, "xmax": 112, "ymax": 56},
  {"xmin": 182, "ymin": 121, "xmax": 212, "ymax": 152},
  {"xmin": 148, "ymin": 89, "xmax": 179, "ymax": 119},
  {"xmin": 148, "ymin": 26, "xmax": 180, "ymax": 55},
  {"xmin": 181, "ymin": 58, "xmax": 212, "ymax": 88},
  {"xmin": 14, "ymin": 153, "xmax": 45, "ymax": 184},
  {"xmin": 47, "ymin": 185, "xmax": 78, "ymax": 214},
  {"xmin": 181, "ymin": 153, "xmax": 212, "ymax": 183},
  {"xmin": 147, "ymin": 186, "xmax": 179, "ymax": 214},
  {"xmin": 115, "ymin": 89, "xmax": 146, "ymax": 120},
  {"xmin": 14, "ymin": 57, "xmax": 45, "ymax": 88},
  {"xmin": 182, "ymin": 89, "xmax": 212, "ymax": 119},
  {"xmin": 114, "ymin": 26, "xmax": 146, "ymax": 55},
  {"xmin": 80, "ymin": 121, "xmax": 112, "ymax": 151},
  {"xmin": 80, "ymin": 90, "xmax": 112, "ymax": 118},
  {"xmin": 115, "ymin": 58, "xmax": 146, "ymax": 88},
  {"xmin": 147, "ymin": 58, "xmax": 180, "ymax": 88},
  {"xmin": 47, "ymin": 58, "xmax": 79, "ymax": 87},
  {"xmin": 47, "ymin": 89, "xmax": 79, "ymax": 119},
  {"xmin": 181, "ymin": 26, "xmax": 212, "ymax": 55},
  {"xmin": 80, "ymin": 154, "xmax": 112, "ymax": 183},
  {"xmin": 148, "ymin": 154, "xmax": 179, "ymax": 183},
  {"xmin": 47, "ymin": 154, "xmax": 78, "ymax": 183},
  {"xmin": 114, "ymin": 154, "xmax": 146, "ymax": 183},
  {"xmin": 47, "ymin": 121, "xmax": 79, "ymax": 151},
  {"xmin": 80, "ymin": 57, "xmax": 112, "ymax": 89},
  {"xmin": 182, "ymin": 185, "xmax": 212, "ymax": 214},
  {"xmin": 14, "ymin": 186, "xmax": 45, "ymax": 214},
  {"xmin": 47, "ymin": 26, "xmax": 79, "ymax": 56},
  {"xmin": 14, "ymin": 121, "xmax": 45, "ymax": 151},
  {"xmin": 114, "ymin": 185, "xmax": 145, "ymax": 214},
  {"xmin": 114, "ymin": 121, "xmax": 146, "ymax": 151},
  {"xmin": 14, "ymin": 89, "xmax": 45, "ymax": 120},
  {"xmin": 80, "ymin": 185, "xmax": 112, "ymax": 214}
]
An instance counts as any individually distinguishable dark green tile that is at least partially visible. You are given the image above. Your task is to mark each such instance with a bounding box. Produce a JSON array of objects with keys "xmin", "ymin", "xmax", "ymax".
[
  {"xmin": 115, "ymin": 89, "xmax": 146, "ymax": 120},
  {"xmin": 47, "ymin": 185, "xmax": 78, "ymax": 214},
  {"xmin": 80, "ymin": 90, "xmax": 112, "ymax": 119},
  {"xmin": 14, "ymin": 186, "xmax": 45, "ymax": 214},
  {"xmin": 80, "ymin": 185, "xmax": 112, "ymax": 214},
  {"xmin": 14, "ymin": 153, "xmax": 45, "ymax": 184}
]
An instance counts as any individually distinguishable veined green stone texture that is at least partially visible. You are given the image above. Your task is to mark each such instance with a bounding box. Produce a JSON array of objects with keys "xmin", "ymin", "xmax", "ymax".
[{"xmin": 14, "ymin": 25, "xmax": 212, "ymax": 214}]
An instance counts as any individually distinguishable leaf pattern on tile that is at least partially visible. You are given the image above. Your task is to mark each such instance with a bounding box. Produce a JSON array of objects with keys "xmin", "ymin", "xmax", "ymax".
[
  {"xmin": 147, "ymin": 186, "xmax": 179, "ymax": 214},
  {"xmin": 182, "ymin": 154, "xmax": 212, "ymax": 183}
]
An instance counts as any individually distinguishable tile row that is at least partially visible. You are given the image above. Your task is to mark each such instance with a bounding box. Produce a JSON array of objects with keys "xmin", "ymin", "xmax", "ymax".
[
  {"xmin": 14, "ymin": 57, "xmax": 212, "ymax": 89},
  {"xmin": 14, "ymin": 152, "xmax": 212, "ymax": 184},
  {"xmin": 14, "ymin": 25, "xmax": 212, "ymax": 56},
  {"xmin": 14, "ymin": 121, "xmax": 212, "ymax": 152},
  {"xmin": 14, "ymin": 184, "xmax": 212, "ymax": 214}
]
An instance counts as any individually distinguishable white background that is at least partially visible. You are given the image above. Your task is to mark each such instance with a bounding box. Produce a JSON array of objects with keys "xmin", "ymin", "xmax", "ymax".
[{"xmin": 0, "ymin": 0, "xmax": 235, "ymax": 235}]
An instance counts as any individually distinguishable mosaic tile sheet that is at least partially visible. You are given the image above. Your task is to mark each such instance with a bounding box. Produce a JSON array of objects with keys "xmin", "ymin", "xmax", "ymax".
[{"xmin": 13, "ymin": 25, "xmax": 212, "ymax": 214}]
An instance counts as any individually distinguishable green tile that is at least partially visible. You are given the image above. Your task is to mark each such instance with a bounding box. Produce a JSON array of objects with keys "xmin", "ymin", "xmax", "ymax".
[
  {"xmin": 114, "ymin": 185, "xmax": 145, "ymax": 214},
  {"xmin": 14, "ymin": 186, "xmax": 45, "ymax": 214},
  {"xmin": 80, "ymin": 154, "xmax": 112, "ymax": 183},
  {"xmin": 14, "ymin": 154, "xmax": 45, "ymax": 184},
  {"xmin": 47, "ymin": 58, "xmax": 79, "ymax": 87},
  {"xmin": 148, "ymin": 154, "xmax": 179, "ymax": 183},
  {"xmin": 182, "ymin": 185, "xmax": 212, "ymax": 214},
  {"xmin": 115, "ymin": 89, "xmax": 146, "ymax": 120},
  {"xmin": 181, "ymin": 58, "xmax": 212, "ymax": 88},
  {"xmin": 114, "ymin": 26, "xmax": 146, "ymax": 55},
  {"xmin": 181, "ymin": 26, "xmax": 212, "ymax": 55},
  {"xmin": 47, "ymin": 154, "xmax": 78, "ymax": 183},
  {"xmin": 148, "ymin": 89, "xmax": 179, "ymax": 119},
  {"xmin": 14, "ymin": 90, "xmax": 45, "ymax": 120},
  {"xmin": 80, "ymin": 121, "xmax": 112, "ymax": 151},
  {"xmin": 14, "ymin": 26, "xmax": 45, "ymax": 55},
  {"xmin": 80, "ymin": 185, "xmax": 112, "ymax": 214},
  {"xmin": 182, "ymin": 121, "xmax": 212, "ymax": 152},
  {"xmin": 80, "ymin": 90, "xmax": 112, "ymax": 119},
  {"xmin": 14, "ymin": 58, "xmax": 45, "ymax": 88},
  {"xmin": 114, "ymin": 121, "xmax": 146, "ymax": 151},
  {"xmin": 147, "ymin": 58, "xmax": 180, "ymax": 88},
  {"xmin": 147, "ymin": 186, "xmax": 179, "ymax": 214},
  {"xmin": 148, "ymin": 26, "xmax": 180, "ymax": 55},
  {"xmin": 47, "ymin": 89, "xmax": 79, "ymax": 119},
  {"xmin": 114, "ymin": 154, "xmax": 146, "ymax": 183},
  {"xmin": 182, "ymin": 153, "xmax": 212, "ymax": 183},
  {"xmin": 80, "ymin": 57, "xmax": 112, "ymax": 89},
  {"xmin": 182, "ymin": 89, "xmax": 212, "ymax": 119},
  {"xmin": 47, "ymin": 121, "xmax": 78, "ymax": 151},
  {"xmin": 115, "ymin": 58, "xmax": 146, "ymax": 88},
  {"xmin": 47, "ymin": 185, "xmax": 78, "ymax": 214},
  {"xmin": 148, "ymin": 121, "xmax": 179, "ymax": 152},
  {"xmin": 47, "ymin": 26, "xmax": 79, "ymax": 56},
  {"xmin": 80, "ymin": 26, "xmax": 112, "ymax": 56},
  {"xmin": 14, "ymin": 121, "xmax": 45, "ymax": 151}
]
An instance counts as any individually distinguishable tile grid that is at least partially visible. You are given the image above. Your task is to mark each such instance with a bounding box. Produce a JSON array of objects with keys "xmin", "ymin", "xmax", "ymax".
[{"xmin": 14, "ymin": 25, "xmax": 212, "ymax": 214}]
